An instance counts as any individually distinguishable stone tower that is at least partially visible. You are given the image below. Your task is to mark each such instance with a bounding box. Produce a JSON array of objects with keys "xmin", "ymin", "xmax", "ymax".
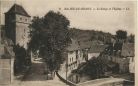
[{"xmin": 5, "ymin": 4, "xmax": 31, "ymax": 49}]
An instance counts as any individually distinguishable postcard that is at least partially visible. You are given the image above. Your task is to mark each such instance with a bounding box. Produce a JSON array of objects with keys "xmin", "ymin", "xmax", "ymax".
[{"xmin": 0, "ymin": 0, "xmax": 137, "ymax": 86}]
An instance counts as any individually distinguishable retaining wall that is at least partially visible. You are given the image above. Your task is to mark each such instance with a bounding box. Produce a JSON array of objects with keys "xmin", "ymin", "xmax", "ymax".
[
  {"xmin": 56, "ymin": 72, "xmax": 129, "ymax": 86},
  {"xmin": 56, "ymin": 72, "xmax": 77, "ymax": 86}
]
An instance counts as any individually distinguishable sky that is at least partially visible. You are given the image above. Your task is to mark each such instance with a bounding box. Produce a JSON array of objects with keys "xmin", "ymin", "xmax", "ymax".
[{"xmin": 0, "ymin": 0, "xmax": 136, "ymax": 35}]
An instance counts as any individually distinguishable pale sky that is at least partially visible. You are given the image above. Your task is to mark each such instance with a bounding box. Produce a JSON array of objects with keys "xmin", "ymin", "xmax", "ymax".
[{"xmin": 0, "ymin": 0, "xmax": 136, "ymax": 35}]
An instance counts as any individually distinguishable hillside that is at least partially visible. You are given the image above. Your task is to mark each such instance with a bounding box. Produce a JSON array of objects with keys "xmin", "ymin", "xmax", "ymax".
[{"xmin": 69, "ymin": 28, "xmax": 114, "ymax": 44}]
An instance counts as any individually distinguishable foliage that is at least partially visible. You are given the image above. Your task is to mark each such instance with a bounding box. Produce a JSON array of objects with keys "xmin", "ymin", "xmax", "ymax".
[
  {"xmin": 116, "ymin": 30, "xmax": 127, "ymax": 39},
  {"xmin": 69, "ymin": 28, "xmax": 113, "ymax": 44},
  {"xmin": 70, "ymin": 29, "xmax": 135, "ymax": 44},
  {"xmin": 81, "ymin": 58, "xmax": 107, "ymax": 79},
  {"xmin": 128, "ymin": 34, "xmax": 135, "ymax": 43},
  {"xmin": 14, "ymin": 45, "xmax": 30, "ymax": 74},
  {"xmin": 29, "ymin": 11, "xmax": 71, "ymax": 71}
]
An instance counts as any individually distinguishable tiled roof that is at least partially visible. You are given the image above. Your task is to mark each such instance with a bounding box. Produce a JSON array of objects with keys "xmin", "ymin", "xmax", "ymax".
[
  {"xmin": 121, "ymin": 43, "xmax": 134, "ymax": 57},
  {"xmin": 6, "ymin": 4, "xmax": 30, "ymax": 17}
]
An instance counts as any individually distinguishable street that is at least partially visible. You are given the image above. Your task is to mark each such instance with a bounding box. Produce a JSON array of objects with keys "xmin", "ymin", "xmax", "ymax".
[{"xmin": 13, "ymin": 58, "xmax": 67, "ymax": 86}]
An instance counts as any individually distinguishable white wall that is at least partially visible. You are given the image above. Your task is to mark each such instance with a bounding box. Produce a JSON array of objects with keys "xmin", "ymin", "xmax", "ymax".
[
  {"xmin": 129, "ymin": 57, "xmax": 134, "ymax": 73},
  {"xmin": 67, "ymin": 51, "xmax": 77, "ymax": 71},
  {"xmin": 78, "ymin": 50, "xmax": 85, "ymax": 64},
  {"xmin": 68, "ymin": 51, "xmax": 76, "ymax": 64},
  {"xmin": 88, "ymin": 53, "xmax": 100, "ymax": 60}
]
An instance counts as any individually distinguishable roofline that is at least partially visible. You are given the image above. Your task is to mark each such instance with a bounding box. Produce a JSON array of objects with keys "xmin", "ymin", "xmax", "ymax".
[
  {"xmin": 5, "ymin": 12, "xmax": 31, "ymax": 17},
  {"xmin": 5, "ymin": 3, "xmax": 31, "ymax": 17}
]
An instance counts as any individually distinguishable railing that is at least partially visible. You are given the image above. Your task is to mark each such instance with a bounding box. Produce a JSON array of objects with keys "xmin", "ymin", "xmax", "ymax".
[
  {"xmin": 77, "ymin": 78, "xmax": 125, "ymax": 86},
  {"xmin": 56, "ymin": 71, "xmax": 77, "ymax": 86}
]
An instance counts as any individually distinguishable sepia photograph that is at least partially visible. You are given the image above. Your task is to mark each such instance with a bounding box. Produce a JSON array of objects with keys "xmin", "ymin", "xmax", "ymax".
[{"xmin": 0, "ymin": 0, "xmax": 136, "ymax": 86}]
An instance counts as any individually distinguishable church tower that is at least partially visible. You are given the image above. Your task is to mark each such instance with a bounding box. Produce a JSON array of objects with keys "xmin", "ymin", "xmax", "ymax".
[{"xmin": 5, "ymin": 4, "xmax": 31, "ymax": 49}]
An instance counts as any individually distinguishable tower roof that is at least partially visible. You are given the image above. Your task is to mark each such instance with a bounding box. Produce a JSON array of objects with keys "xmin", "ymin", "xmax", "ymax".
[{"xmin": 5, "ymin": 4, "xmax": 30, "ymax": 17}]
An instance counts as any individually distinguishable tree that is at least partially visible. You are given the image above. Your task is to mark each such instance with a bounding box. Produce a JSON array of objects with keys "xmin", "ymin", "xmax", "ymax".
[
  {"xmin": 128, "ymin": 34, "xmax": 135, "ymax": 43},
  {"xmin": 81, "ymin": 58, "xmax": 107, "ymax": 79},
  {"xmin": 29, "ymin": 11, "xmax": 71, "ymax": 72},
  {"xmin": 14, "ymin": 45, "xmax": 27, "ymax": 74},
  {"xmin": 116, "ymin": 30, "xmax": 127, "ymax": 39}
]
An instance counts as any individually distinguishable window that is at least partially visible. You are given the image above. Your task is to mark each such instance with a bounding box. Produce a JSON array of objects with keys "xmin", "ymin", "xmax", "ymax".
[
  {"xmin": 132, "ymin": 58, "xmax": 134, "ymax": 62},
  {"xmin": 68, "ymin": 66, "xmax": 70, "ymax": 69},
  {"xmin": 72, "ymin": 66, "xmax": 73, "ymax": 70},
  {"xmin": 25, "ymin": 19, "xmax": 27, "ymax": 21},
  {"xmin": 76, "ymin": 55, "xmax": 78, "ymax": 60},
  {"xmin": 20, "ymin": 17, "xmax": 22, "ymax": 20},
  {"xmin": 72, "ymin": 57, "xmax": 73, "ymax": 62}
]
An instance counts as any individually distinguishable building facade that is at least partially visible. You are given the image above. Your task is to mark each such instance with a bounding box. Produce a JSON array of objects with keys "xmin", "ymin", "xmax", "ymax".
[
  {"xmin": 121, "ymin": 43, "xmax": 134, "ymax": 74},
  {"xmin": 87, "ymin": 45, "xmax": 107, "ymax": 60},
  {"xmin": 66, "ymin": 39, "xmax": 85, "ymax": 73},
  {"xmin": 5, "ymin": 4, "xmax": 31, "ymax": 49},
  {"xmin": 0, "ymin": 25, "xmax": 15, "ymax": 84},
  {"xmin": 110, "ymin": 43, "xmax": 134, "ymax": 73}
]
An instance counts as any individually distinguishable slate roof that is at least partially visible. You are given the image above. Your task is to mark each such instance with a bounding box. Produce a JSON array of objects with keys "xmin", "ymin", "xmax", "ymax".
[
  {"xmin": 88, "ymin": 44, "xmax": 108, "ymax": 53},
  {"xmin": 6, "ymin": 4, "xmax": 30, "ymax": 17},
  {"xmin": 121, "ymin": 43, "xmax": 134, "ymax": 57}
]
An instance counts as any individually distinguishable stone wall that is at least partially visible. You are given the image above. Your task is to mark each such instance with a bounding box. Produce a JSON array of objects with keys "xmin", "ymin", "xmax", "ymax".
[
  {"xmin": 0, "ymin": 45, "xmax": 4, "ymax": 58},
  {"xmin": 0, "ymin": 59, "xmax": 11, "ymax": 85},
  {"xmin": 15, "ymin": 14, "xmax": 31, "ymax": 49},
  {"xmin": 5, "ymin": 13, "xmax": 31, "ymax": 49}
]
